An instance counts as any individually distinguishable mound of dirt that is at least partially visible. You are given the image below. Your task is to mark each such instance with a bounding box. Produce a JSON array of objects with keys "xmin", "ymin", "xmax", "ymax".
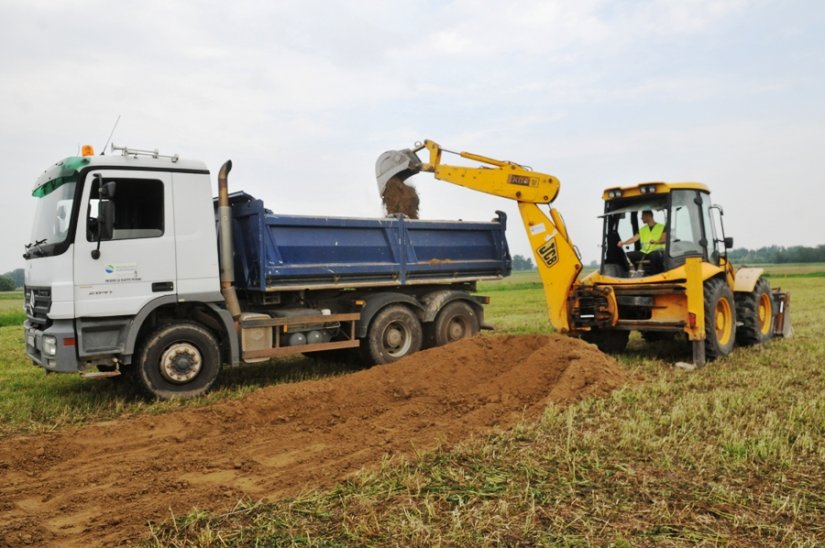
[
  {"xmin": 382, "ymin": 176, "xmax": 420, "ymax": 219},
  {"xmin": 0, "ymin": 334, "xmax": 625, "ymax": 546}
]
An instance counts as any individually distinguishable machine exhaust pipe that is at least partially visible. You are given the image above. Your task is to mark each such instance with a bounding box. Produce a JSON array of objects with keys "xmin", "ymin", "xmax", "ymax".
[{"xmin": 218, "ymin": 160, "xmax": 242, "ymax": 319}]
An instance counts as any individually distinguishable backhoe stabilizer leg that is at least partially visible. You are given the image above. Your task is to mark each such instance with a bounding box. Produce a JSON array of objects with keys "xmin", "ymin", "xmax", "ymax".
[{"xmin": 692, "ymin": 340, "xmax": 706, "ymax": 368}]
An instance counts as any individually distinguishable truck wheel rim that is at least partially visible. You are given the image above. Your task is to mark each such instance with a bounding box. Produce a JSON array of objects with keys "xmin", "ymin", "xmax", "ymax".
[
  {"xmin": 446, "ymin": 316, "xmax": 469, "ymax": 342},
  {"xmin": 758, "ymin": 293, "xmax": 772, "ymax": 335},
  {"xmin": 383, "ymin": 322, "xmax": 412, "ymax": 357},
  {"xmin": 159, "ymin": 343, "xmax": 203, "ymax": 383},
  {"xmin": 715, "ymin": 298, "xmax": 733, "ymax": 345}
]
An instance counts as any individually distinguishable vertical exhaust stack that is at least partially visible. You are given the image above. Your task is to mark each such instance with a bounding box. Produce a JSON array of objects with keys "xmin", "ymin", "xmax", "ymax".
[{"xmin": 218, "ymin": 160, "xmax": 242, "ymax": 319}]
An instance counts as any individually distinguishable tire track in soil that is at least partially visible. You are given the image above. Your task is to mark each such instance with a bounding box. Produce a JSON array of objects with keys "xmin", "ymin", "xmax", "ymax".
[{"xmin": 0, "ymin": 334, "xmax": 626, "ymax": 546}]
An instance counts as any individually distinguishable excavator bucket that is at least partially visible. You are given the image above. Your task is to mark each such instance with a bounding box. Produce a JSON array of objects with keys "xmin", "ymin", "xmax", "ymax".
[
  {"xmin": 772, "ymin": 290, "xmax": 793, "ymax": 338},
  {"xmin": 375, "ymin": 149, "xmax": 422, "ymax": 196}
]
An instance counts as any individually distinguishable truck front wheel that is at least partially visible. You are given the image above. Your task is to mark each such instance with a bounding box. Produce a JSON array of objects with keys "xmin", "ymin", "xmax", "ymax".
[
  {"xmin": 135, "ymin": 322, "xmax": 221, "ymax": 400},
  {"xmin": 362, "ymin": 305, "xmax": 422, "ymax": 365}
]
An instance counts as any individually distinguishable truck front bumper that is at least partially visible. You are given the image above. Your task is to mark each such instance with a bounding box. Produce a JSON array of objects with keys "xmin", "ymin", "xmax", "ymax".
[{"xmin": 24, "ymin": 319, "xmax": 79, "ymax": 372}]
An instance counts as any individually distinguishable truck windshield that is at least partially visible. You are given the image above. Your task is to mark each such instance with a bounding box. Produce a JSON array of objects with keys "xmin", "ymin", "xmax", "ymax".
[{"xmin": 28, "ymin": 180, "xmax": 77, "ymax": 254}]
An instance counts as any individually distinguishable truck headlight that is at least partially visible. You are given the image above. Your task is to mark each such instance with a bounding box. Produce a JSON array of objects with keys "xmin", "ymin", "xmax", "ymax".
[{"xmin": 43, "ymin": 335, "xmax": 57, "ymax": 357}]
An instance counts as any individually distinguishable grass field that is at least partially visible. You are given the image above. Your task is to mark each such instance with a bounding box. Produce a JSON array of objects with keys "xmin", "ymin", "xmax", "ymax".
[{"xmin": 0, "ymin": 273, "xmax": 823, "ymax": 544}]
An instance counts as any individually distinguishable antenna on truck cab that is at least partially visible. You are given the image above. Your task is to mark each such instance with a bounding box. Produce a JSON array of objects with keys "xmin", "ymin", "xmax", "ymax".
[{"xmin": 100, "ymin": 114, "xmax": 121, "ymax": 155}]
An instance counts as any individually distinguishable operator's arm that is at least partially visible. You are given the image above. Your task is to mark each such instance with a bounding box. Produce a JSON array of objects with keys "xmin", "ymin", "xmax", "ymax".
[{"xmin": 618, "ymin": 233, "xmax": 640, "ymax": 247}]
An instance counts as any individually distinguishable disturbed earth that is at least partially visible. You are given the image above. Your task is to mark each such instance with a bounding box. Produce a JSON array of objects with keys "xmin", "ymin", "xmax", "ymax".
[
  {"xmin": 0, "ymin": 334, "xmax": 627, "ymax": 546},
  {"xmin": 381, "ymin": 176, "xmax": 420, "ymax": 219}
]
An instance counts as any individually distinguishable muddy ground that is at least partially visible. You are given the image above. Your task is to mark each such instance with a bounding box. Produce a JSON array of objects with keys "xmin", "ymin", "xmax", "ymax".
[{"xmin": 0, "ymin": 334, "xmax": 626, "ymax": 546}]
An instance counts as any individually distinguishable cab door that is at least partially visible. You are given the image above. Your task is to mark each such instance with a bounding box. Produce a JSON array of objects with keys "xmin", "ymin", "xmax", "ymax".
[{"xmin": 73, "ymin": 169, "xmax": 177, "ymax": 317}]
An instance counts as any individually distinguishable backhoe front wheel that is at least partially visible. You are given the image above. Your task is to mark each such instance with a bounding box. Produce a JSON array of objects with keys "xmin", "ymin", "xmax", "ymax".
[
  {"xmin": 135, "ymin": 322, "xmax": 221, "ymax": 400},
  {"xmin": 735, "ymin": 277, "xmax": 774, "ymax": 345},
  {"xmin": 361, "ymin": 305, "xmax": 422, "ymax": 365},
  {"xmin": 704, "ymin": 278, "xmax": 736, "ymax": 361}
]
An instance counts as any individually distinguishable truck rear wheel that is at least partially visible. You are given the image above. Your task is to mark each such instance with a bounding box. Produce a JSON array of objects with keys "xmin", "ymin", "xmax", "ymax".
[
  {"xmin": 704, "ymin": 278, "xmax": 736, "ymax": 361},
  {"xmin": 135, "ymin": 322, "xmax": 221, "ymax": 400},
  {"xmin": 432, "ymin": 301, "xmax": 479, "ymax": 346},
  {"xmin": 735, "ymin": 277, "xmax": 774, "ymax": 345},
  {"xmin": 362, "ymin": 305, "xmax": 422, "ymax": 365}
]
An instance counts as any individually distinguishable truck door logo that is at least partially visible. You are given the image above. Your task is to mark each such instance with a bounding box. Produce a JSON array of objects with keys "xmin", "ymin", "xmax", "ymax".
[{"xmin": 536, "ymin": 239, "xmax": 558, "ymax": 267}]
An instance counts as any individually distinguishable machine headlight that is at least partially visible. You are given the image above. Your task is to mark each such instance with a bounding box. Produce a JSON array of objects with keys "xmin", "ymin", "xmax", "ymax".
[
  {"xmin": 43, "ymin": 335, "xmax": 57, "ymax": 357},
  {"xmin": 607, "ymin": 189, "xmax": 623, "ymax": 198}
]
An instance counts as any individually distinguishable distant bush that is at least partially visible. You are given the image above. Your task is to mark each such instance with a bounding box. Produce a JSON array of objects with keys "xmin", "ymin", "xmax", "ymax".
[
  {"xmin": 0, "ymin": 276, "xmax": 16, "ymax": 292},
  {"xmin": 729, "ymin": 244, "xmax": 825, "ymax": 263}
]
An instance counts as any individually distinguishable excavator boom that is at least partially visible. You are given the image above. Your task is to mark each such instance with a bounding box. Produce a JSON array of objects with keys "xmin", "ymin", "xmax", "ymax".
[{"xmin": 376, "ymin": 140, "xmax": 583, "ymax": 333}]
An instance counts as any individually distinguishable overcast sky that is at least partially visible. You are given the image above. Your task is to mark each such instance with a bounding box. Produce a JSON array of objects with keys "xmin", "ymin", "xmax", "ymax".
[{"xmin": 1, "ymin": 0, "xmax": 822, "ymax": 273}]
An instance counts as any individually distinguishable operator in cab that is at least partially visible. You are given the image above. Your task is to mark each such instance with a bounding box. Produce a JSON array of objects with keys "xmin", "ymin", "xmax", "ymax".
[{"xmin": 617, "ymin": 209, "xmax": 666, "ymax": 274}]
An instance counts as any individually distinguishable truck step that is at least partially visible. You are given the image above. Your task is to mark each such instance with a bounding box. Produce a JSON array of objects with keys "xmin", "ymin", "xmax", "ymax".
[{"xmin": 81, "ymin": 370, "xmax": 122, "ymax": 379}]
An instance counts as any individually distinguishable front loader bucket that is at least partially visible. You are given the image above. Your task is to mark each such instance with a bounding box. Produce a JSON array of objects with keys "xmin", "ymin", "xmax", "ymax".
[
  {"xmin": 772, "ymin": 290, "xmax": 793, "ymax": 338},
  {"xmin": 375, "ymin": 149, "xmax": 422, "ymax": 196}
]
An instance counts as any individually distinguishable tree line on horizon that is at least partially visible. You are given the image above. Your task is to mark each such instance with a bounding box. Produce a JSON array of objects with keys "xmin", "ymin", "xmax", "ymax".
[{"xmin": 728, "ymin": 244, "xmax": 825, "ymax": 264}]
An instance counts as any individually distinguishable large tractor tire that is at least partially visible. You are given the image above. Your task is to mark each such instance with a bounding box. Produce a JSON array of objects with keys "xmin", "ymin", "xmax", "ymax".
[
  {"xmin": 704, "ymin": 278, "xmax": 736, "ymax": 361},
  {"xmin": 134, "ymin": 322, "xmax": 222, "ymax": 400},
  {"xmin": 361, "ymin": 305, "xmax": 422, "ymax": 365},
  {"xmin": 582, "ymin": 329, "xmax": 629, "ymax": 354},
  {"xmin": 431, "ymin": 301, "xmax": 480, "ymax": 347},
  {"xmin": 735, "ymin": 277, "xmax": 774, "ymax": 345}
]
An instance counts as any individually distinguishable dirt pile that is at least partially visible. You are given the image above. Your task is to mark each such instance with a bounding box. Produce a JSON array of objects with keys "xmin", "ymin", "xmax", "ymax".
[
  {"xmin": 382, "ymin": 176, "xmax": 420, "ymax": 219},
  {"xmin": 0, "ymin": 334, "xmax": 626, "ymax": 546}
]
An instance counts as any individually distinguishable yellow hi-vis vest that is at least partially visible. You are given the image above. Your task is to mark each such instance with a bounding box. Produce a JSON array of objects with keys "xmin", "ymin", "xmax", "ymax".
[{"xmin": 640, "ymin": 223, "xmax": 665, "ymax": 254}]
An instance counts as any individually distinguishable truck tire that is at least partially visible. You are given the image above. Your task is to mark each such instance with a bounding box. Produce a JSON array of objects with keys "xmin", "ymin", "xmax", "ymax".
[
  {"xmin": 581, "ymin": 329, "xmax": 629, "ymax": 354},
  {"xmin": 361, "ymin": 305, "xmax": 422, "ymax": 365},
  {"xmin": 735, "ymin": 277, "xmax": 774, "ymax": 345},
  {"xmin": 704, "ymin": 278, "xmax": 736, "ymax": 361},
  {"xmin": 432, "ymin": 301, "xmax": 480, "ymax": 347},
  {"xmin": 135, "ymin": 322, "xmax": 221, "ymax": 400}
]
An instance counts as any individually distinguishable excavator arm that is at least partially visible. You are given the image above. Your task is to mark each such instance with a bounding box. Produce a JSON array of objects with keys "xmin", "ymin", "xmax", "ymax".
[{"xmin": 376, "ymin": 139, "xmax": 584, "ymax": 333}]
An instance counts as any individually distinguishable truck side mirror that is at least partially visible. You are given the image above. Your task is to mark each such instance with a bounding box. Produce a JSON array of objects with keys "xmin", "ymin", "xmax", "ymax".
[
  {"xmin": 98, "ymin": 200, "xmax": 115, "ymax": 240},
  {"xmin": 100, "ymin": 181, "xmax": 117, "ymax": 199},
  {"xmin": 724, "ymin": 236, "xmax": 734, "ymax": 249},
  {"xmin": 91, "ymin": 200, "xmax": 115, "ymax": 259}
]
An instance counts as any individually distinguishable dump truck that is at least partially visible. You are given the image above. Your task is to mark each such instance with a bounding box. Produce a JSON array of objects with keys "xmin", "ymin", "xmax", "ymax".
[
  {"xmin": 23, "ymin": 145, "xmax": 511, "ymax": 399},
  {"xmin": 377, "ymin": 140, "xmax": 792, "ymax": 365}
]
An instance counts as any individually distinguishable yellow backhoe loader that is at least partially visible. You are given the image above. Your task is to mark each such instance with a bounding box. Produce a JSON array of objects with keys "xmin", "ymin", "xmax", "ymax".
[{"xmin": 376, "ymin": 140, "xmax": 792, "ymax": 366}]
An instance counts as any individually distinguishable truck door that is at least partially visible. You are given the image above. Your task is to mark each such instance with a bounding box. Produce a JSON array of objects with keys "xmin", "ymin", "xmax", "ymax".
[{"xmin": 73, "ymin": 169, "xmax": 177, "ymax": 317}]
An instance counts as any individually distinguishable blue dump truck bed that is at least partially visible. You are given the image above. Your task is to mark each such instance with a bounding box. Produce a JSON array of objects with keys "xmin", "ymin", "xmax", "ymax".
[{"xmin": 223, "ymin": 192, "xmax": 511, "ymax": 291}]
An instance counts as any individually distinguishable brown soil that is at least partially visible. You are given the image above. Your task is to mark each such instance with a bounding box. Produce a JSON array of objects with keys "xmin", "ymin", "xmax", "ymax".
[
  {"xmin": 382, "ymin": 176, "xmax": 420, "ymax": 219},
  {"xmin": 0, "ymin": 334, "xmax": 626, "ymax": 546}
]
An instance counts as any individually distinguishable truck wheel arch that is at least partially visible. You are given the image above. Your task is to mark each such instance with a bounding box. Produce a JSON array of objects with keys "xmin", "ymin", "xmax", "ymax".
[
  {"xmin": 124, "ymin": 297, "xmax": 239, "ymax": 366},
  {"xmin": 355, "ymin": 292, "xmax": 424, "ymax": 339}
]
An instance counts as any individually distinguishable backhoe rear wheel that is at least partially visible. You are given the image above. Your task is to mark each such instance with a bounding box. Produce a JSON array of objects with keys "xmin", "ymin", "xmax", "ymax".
[
  {"xmin": 704, "ymin": 278, "xmax": 736, "ymax": 361},
  {"xmin": 735, "ymin": 277, "xmax": 774, "ymax": 345},
  {"xmin": 582, "ymin": 329, "xmax": 629, "ymax": 354}
]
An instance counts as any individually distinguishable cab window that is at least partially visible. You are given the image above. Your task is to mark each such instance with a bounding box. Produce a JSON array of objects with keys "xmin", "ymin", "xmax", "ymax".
[
  {"xmin": 668, "ymin": 190, "xmax": 705, "ymax": 259},
  {"xmin": 87, "ymin": 178, "xmax": 164, "ymax": 241}
]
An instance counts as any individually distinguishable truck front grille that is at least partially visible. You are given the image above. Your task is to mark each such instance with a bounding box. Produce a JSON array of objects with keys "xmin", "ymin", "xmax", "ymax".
[{"xmin": 24, "ymin": 286, "xmax": 51, "ymax": 328}]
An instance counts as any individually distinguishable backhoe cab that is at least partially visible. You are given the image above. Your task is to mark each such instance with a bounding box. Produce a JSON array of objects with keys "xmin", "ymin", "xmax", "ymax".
[{"xmin": 377, "ymin": 140, "xmax": 792, "ymax": 366}]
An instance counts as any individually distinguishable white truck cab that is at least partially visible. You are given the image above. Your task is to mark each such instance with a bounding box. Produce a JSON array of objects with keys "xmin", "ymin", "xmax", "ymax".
[{"xmin": 24, "ymin": 147, "xmax": 235, "ymax": 380}]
